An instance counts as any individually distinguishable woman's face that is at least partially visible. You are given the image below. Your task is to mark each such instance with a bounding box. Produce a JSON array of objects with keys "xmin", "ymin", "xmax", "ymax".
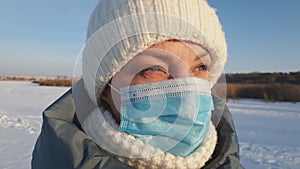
[{"xmin": 101, "ymin": 40, "xmax": 211, "ymax": 122}]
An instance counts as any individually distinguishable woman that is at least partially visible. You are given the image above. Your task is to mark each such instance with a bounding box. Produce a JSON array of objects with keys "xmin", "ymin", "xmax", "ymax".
[{"xmin": 32, "ymin": 0, "xmax": 243, "ymax": 168}]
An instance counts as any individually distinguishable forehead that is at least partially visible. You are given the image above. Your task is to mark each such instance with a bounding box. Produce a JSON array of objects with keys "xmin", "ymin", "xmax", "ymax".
[
  {"xmin": 133, "ymin": 40, "xmax": 211, "ymax": 66},
  {"xmin": 150, "ymin": 40, "xmax": 210, "ymax": 58}
]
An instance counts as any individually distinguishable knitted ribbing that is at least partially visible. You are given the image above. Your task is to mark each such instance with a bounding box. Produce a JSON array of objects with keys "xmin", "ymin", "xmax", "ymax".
[{"xmin": 82, "ymin": 0, "xmax": 227, "ymax": 104}]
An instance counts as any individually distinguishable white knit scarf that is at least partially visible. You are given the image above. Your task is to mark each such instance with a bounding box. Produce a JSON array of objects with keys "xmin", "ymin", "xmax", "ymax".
[{"xmin": 83, "ymin": 108, "xmax": 217, "ymax": 169}]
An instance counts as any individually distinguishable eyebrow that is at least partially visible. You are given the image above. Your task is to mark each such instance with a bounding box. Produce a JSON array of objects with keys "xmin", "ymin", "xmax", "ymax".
[
  {"xmin": 194, "ymin": 53, "xmax": 210, "ymax": 61},
  {"xmin": 140, "ymin": 48, "xmax": 211, "ymax": 64},
  {"xmin": 140, "ymin": 49, "xmax": 176, "ymax": 63}
]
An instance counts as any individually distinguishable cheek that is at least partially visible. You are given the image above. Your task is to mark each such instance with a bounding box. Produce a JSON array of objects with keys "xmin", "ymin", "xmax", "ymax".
[
  {"xmin": 111, "ymin": 72, "xmax": 136, "ymax": 88},
  {"xmin": 130, "ymin": 78, "xmax": 164, "ymax": 85},
  {"xmin": 193, "ymin": 71, "xmax": 210, "ymax": 81},
  {"xmin": 130, "ymin": 72, "xmax": 169, "ymax": 85},
  {"xmin": 106, "ymin": 87, "xmax": 122, "ymax": 122}
]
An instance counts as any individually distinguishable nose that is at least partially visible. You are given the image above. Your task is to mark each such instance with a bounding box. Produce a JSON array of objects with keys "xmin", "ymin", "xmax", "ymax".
[{"xmin": 169, "ymin": 64, "xmax": 192, "ymax": 79}]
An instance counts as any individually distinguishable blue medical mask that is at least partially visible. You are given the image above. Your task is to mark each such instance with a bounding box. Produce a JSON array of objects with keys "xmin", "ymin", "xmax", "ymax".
[{"xmin": 111, "ymin": 77, "xmax": 214, "ymax": 157}]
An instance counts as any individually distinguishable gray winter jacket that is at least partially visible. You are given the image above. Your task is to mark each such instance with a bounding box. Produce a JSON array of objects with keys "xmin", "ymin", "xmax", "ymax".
[{"xmin": 32, "ymin": 81, "xmax": 244, "ymax": 169}]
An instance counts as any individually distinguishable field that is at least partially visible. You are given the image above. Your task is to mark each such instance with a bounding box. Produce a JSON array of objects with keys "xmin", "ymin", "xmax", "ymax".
[{"xmin": 0, "ymin": 81, "xmax": 299, "ymax": 169}]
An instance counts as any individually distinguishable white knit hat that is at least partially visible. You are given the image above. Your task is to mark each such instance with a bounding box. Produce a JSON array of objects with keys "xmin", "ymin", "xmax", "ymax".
[{"xmin": 82, "ymin": 0, "xmax": 227, "ymax": 104}]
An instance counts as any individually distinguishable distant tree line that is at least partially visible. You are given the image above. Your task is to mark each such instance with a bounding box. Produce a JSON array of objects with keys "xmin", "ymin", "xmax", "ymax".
[
  {"xmin": 32, "ymin": 79, "xmax": 72, "ymax": 87},
  {"xmin": 0, "ymin": 76, "xmax": 72, "ymax": 87},
  {"xmin": 225, "ymin": 72, "xmax": 300, "ymax": 84},
  {"xmin": 222, "ymin": 72, "xmax": 300, "ymax": 102}
]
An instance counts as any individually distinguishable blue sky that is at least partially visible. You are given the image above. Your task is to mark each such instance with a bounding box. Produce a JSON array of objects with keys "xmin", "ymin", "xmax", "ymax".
[{"xmin": 0, "ymin": 0, "xmax": 299, "ymax": 76}]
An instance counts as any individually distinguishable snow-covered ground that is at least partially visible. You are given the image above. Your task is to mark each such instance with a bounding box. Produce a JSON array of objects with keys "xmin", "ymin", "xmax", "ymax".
[
  {"xmin": 227, "ymin": 99, "xmax": 300, "ymax": 169},
  {"xmin": 0, "ymin": 81, "xmax": 69, "ymax": 169},
  {"xmin": 0, "ymin": 81, "xmax": 299, "ymax": 169}
]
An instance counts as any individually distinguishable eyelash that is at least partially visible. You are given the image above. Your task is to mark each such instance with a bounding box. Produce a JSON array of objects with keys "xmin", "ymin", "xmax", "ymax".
[
  {"xmin": 196, "ymin": 64, "xmax": 209, "ymax": 71},
  {"xmin": 139, "ymin": 65, "xmax": 166, "ymax": 75}
]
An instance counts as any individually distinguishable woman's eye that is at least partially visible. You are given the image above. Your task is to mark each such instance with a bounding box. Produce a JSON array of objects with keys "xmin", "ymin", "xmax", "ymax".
[
  {"xmin": 196, "ymin": 64, "xmax": 208, "ymax": 71},
  {"xmin": 139, "ymin": 65, "xmax": 167, "ymax": 77},
  {"xmin": 140, "ymin": 65, "xmax": 166, "ymax": 74}
]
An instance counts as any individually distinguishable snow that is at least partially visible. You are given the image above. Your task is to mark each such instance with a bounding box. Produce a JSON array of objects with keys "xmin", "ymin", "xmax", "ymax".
[
  {"xmin": 0, "ymin": 81, "xmax": 69, "ymax": 169},
  {"xmin": 227, "ymin": 99, "xmax": 300, "ymax": 169},
  {"xmin": 0, "ymin": 81, "xmax": 299, "ymax": 169}
]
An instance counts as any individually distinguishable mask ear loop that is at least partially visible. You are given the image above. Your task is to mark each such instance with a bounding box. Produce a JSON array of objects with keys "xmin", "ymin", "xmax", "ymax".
[{"xmin": 107, "ymin": 83, "xmax": 122, "ymax": 94}]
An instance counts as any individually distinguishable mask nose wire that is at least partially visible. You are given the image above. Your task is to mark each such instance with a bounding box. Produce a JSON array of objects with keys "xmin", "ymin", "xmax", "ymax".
[{"xmin": 108, "ymin": 83, "xmax": 122, "ymax": 94}]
